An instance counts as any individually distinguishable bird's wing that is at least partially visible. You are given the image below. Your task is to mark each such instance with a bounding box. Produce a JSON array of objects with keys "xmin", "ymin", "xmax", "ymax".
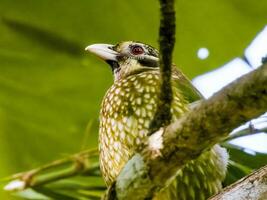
[{"xmin": 172, "ymin": 66, "xmax": 204, "ymax": 104}]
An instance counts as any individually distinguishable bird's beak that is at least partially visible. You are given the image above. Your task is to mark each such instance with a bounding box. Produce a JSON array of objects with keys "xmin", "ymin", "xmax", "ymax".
[{"xmin": 85, "ymin": 44, "xmax": 119, "ymax": 61}]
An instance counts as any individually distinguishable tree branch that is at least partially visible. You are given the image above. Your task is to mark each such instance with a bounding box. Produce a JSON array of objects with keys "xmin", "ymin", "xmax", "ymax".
[
  {"xmin": 224, "ymin": 121, "xmax": 267, "ymax": 142},
  {"xmin": 210, "ymin": 165, "xmax": 267, "ymax": 200},
  {"xmin": 115, "ymin": 63, "xmax": 267, "ymax": 199},
  {"xmin": 149, "ymin": 0, "xmax": 176, "ymax": 133}
]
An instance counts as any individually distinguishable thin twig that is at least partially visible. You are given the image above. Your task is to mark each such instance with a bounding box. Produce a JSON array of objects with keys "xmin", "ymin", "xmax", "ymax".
[
  {"xmin": 4, "ymin": 149, "xmax": 99, "ymax": 191},
  {"xmin": 224, "ymin": 121, "xmax": 267, "ymax": 142},
  {"xmin": 11, "ymin": 149, "xmax": 98, "ymax": 180}
]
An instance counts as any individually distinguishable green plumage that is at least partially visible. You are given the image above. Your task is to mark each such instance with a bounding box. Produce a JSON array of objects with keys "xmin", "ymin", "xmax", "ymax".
[{"xmin": 86, "ymin": 41, "xmax": 228, "ymax": 200}]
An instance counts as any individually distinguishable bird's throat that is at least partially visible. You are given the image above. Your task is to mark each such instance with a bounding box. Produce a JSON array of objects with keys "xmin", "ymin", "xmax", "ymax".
[{"xmin": 106, "ymin": 60, "xmax": 120, "ymax": 73}]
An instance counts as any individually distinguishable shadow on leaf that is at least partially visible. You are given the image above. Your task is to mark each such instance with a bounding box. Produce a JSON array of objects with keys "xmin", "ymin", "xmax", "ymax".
[{"xmin": 2, "ymin": 17, "xmax": 83, "ymax": 57}]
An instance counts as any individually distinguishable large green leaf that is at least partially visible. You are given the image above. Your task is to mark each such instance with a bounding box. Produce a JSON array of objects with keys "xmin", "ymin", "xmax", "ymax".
[{"xmin": 0, "ymin": 0, "xmax": 267, "ymax": 199}]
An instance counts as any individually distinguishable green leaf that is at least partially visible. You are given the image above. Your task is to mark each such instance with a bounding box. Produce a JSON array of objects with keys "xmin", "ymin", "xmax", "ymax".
[
  {"xmin": 223, "ymin": 143, "xmax": 267, "ymax": 169},
  {"xmin": 15, "ymin": 189, "xmax": 50, "ymax": 200},
  {"xmin": 223, "ymin": 160, "xmax": 252, "ymax": 186},
  {"xmin": 33, "ymin": 186, "xmax": 79, "ymax": 200}
]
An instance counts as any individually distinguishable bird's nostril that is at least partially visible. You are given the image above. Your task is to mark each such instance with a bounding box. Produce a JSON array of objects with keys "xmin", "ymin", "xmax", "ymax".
[{"xmin": 108, "ymin": 46, "xmax": 114, "ymax": 50}]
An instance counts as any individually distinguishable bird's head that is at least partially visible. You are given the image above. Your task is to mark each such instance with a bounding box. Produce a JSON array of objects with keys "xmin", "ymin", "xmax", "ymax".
[{"xmin": 85, "ymin": 41, "xmax": 159, "ymax": 81}]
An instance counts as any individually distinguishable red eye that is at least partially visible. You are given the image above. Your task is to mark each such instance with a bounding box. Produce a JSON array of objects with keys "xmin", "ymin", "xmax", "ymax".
[{"xmin": 131, "ymin": 46, "xmax": 144, "ymax": 55}]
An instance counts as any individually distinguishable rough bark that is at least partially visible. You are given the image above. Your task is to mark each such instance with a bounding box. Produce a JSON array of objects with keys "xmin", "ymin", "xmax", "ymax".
[
  {"xmin": 149, "ymin": 0, "xmax": 176, "ymax": 133},
  {"xmin": 115, "ymin": 63, "xmax": 267, "ymax": 200},
  {"xmin": 210, "ymin": 165, "xmax": 267, "ymax": 200}
]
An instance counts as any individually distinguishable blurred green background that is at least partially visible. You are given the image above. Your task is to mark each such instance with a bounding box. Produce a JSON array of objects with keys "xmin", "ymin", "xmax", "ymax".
[{"xmin": 0, "ymin": 0, "xmax": 267, "ymax": 199}]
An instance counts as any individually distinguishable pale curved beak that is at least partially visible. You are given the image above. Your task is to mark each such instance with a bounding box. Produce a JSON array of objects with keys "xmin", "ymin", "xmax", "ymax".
[{"xmin": 85, "ymin": 44, "xmax": 119, "ymax": 61}]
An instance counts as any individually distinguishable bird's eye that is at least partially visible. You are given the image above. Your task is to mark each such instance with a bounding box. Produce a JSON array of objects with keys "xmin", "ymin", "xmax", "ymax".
[{"xmin": 131, "ymin": 45, "xmax": 144, "ymax": 55}]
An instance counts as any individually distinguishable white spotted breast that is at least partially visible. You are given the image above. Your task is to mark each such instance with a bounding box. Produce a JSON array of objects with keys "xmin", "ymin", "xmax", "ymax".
[{"xmin": 99, "ymin": 70, "xmax": 188, "ymax": 185}]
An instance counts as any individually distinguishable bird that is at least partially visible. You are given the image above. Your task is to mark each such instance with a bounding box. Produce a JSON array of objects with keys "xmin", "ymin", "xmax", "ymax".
[{"xmin": 85, "ymin": 41, "xmax": 229, "ymax": 200}]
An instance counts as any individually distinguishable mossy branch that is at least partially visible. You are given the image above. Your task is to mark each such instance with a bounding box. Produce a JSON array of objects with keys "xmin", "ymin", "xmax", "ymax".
[{"xmin": 114, "ymin": 63, "xmax": 267, "ymax": 199}]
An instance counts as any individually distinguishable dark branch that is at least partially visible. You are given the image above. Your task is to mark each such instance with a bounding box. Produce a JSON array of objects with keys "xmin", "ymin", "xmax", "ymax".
[{"xmin": 149, "ymin": 0, "xmax": 176, "ymax": 133}]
